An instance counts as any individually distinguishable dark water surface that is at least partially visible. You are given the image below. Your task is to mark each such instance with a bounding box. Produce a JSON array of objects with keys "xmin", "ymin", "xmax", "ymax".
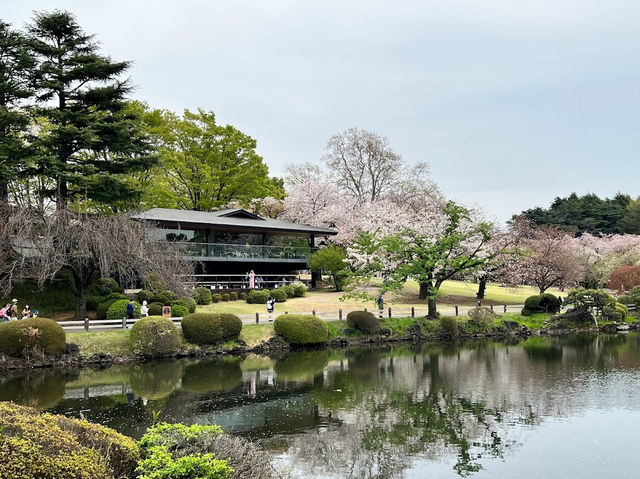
[{"xmin": 2, "ymin": 334, "xmax": 640, "ymax": 478}]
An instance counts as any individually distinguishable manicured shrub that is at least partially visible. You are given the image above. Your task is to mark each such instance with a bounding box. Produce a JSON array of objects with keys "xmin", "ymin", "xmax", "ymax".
[
  {"xmin": 629, "ymin": 285, "xmax": 640, "ymax": 304},
  {"xmin": 281, "ymin": 284, "xmax": 295, "ymax": 298},
  {"xmin": 136, "ymin": 289, "xmax": 154, "ymax": 303},
  {"xmin": 247, "ymin": 289, "xmax": 270, "ymax": 304},
  {"xmin": 89, "ymin": 277, "xmax": 121, "ymax": 297},
  {"xmin": 603, "ymin": 302, "xmax": 628, "ymax": 322},
  {"xmin": 149, "ymin": 290, "xmax": 177, "ymax": 306},
  {"xmin": 271, "ymin": 288, "xmax": 288, "ymax": 303},
  {"xmin": 148, "ymin": 302, "xmax": 164, "ymax": 316},
  {"xmin": 212, "ymin": 294, "xmax": 222, "ymax": 303},
  {"xmin": 0, "ymin": 402, "xmax": 139, "ymax": 479},
  {"xmin": 238, "ymin": 292, "xmax": 247, "ymax": 301},
  {"xmin": 129, "ymin": 316, "xmax": 180, "ymax": 357},
  {"xmin": 221, "ymin": 293, "xmax": 230, "ymax": 302},
  {"xmin": 193, "ymin": 287, "xmax": 212, "ymax": 305},
  {"xmin": 467, "ymin": 306, "xmax": 496, "ymax": 328},
  {"xmin": 229, "ymin": 292, "xmax": 238, "ymax": 301},
  {"xmin": 170, "ymin": 303, "xmax": 190, "ymax": 318},
  {"xmin": 138, "ymin": 423, "xmax": 233, "ymax": 479},
  {"xmin": 182, "ymin": 313, "xmax": 242, "ymax": 344},
  {"xmin": 86, "ymin": 294, "xmax": 102, "ymax": 312},
  {"xmin": 291, "ymin": 281, "xmax": 307, "ymax": 297},
  {"xmin": 105, "ymin": 292, "xmax": 127, "ymax": 301},
  {"xmin": 163, "ymin": 290, "xmax": 178, "ymax": 303},
  {"xmin": 522, "ymin": 294, "xmax": 561, "ymax": 316},
  {"xmin": 184, "ymin": 297, "xmax": 197, "ymax": 313},
  {"xmin": 0, "ymin": 318, "xmax": 66, "ymax": 357},
  {"xmin": 438, "ymin": 316, "xmax": 458, "ymax": 336},
  {"xmin": 346, "ymin": 310, "xmax": 379, "ymax": 335},
  {"xmin": 96, "ymin": 299, "xmax": 117, "ymax": 320},
  {"xmin": 274, "ymin": 314, "xmax": 329, "ymax": 344},
  {"xmin": 107, "ymin": 299, "xmax": 140, "ymax": 320},
  {"xmin": 618, "ymin": 294, "xmax": 634, "ymax": 305},
  {"xmin": 139, "ymin": 422, "xmax": 272, "ymax": 479}
]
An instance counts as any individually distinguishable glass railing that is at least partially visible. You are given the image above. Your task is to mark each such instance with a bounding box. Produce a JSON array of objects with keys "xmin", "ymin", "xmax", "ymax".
[{"xmin": 173, "ymin": 242, "xmax": 315, "ymax": 260}]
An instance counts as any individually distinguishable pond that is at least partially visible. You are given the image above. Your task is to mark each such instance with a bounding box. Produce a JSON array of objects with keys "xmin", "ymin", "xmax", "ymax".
[{"xmin": 2, "ymin": 334, "xmax": 640, "ymax": 478}]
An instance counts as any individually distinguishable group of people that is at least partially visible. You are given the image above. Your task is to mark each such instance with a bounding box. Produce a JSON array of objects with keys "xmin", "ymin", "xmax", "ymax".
[
  {"xmin": 0, "ymin": 299, "xmax": 38, "ymax": 322},
  {"xmin": 246, "ymin": 270, "xmax": 265, "ymax": 289}
]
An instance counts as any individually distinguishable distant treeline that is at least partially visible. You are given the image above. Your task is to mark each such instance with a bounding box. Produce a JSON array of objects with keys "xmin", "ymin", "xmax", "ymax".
[{"xmin": 513, "ymin": 193, "xmax": 640, "ymax": 236}]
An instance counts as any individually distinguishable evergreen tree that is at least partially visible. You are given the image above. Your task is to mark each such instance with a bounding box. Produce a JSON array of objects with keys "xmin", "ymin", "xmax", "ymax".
[
  {"xmin": 27, "ymin": 10, "xmax": 155, "ymax": 211},
  {"xmin": 0, "ymin": 21, "xmax": 33, "ymax": 206}
]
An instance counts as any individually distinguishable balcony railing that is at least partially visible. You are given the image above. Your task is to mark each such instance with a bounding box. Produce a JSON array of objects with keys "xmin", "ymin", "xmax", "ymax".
[{"xmin": 173, "ymin": 242, "xmax": 315, "ymax": 260}]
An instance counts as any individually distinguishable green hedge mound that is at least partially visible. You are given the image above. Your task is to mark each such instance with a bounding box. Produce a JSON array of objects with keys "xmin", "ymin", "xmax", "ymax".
[
  {"xmin": 0, "ymin": 402, "xmax": 139, "ymax": 479},
  {"xmin": 246, "ymin": 290, "xmax": 270, "ymax": 304},
  {"xmin": 0, "ymin": 318, "xmax": 66, "ymax": 357},
  {"xmin": 271, "ymin": 289, "xmax": 287, "ymax": 303},
  {"xmin": 107, "ymin": 299, "xmax": 140, "ymax": 320},
  {"xmin": 193, "ymin": 287, "xmax": 212, "ymax": 305},
  {"xmin": 129, "ymin": 316, "xmax": 180, "ymax": 357},
  {"xmin": 182, "ymin": 313, "xmax": 242, "ymax": 345},
  {"xmin": 274, "ymin": 314, "xmax": 329, "ymax": 344},
  {"xmin": 522, "ymin": 293, "xmax": 562, "ymax": 316},
  {"xmin": 148, "ymin": 301, "xmax": 164, "ymax": 316},
  {"xmin": 346, "ymin": 310, "xmax": 379, "ymax": 335}
]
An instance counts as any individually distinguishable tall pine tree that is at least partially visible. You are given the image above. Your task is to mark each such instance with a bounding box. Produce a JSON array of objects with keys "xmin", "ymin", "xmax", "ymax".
[
  {"xmin": 27, "ymin": 10, "xmax": 155, "ymax": 211},
  {"xmin": 0, "ymin": 21, "xmax": 33, "ymax": 207}
]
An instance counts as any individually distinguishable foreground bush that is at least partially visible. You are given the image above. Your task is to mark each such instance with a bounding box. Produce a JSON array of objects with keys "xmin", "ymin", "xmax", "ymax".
[
  {"xmin": 247, "ymin": 289, "xmax": 270, "ymax": 304},
  {"xmin": 139, "ymin": 422, "xmax": 276, "ymax": 479},
  {"xmin": 107, "ymin": 299, "xmax": 140, "ymax": 320},
  {"xmin": 182, "ymin": 313, "xmax": 242, "ymax": 344},
  {"xmin": 129, "ymin": 316, "xmax": 180, "ymax": 357},
  {"xmin": 0, "ymin": 402, "xmax": 139, "ymax": 479},
  {"xmin": 193, "ymin": 287, "xmax": 213, "ymax": 305},
  {"xmin": 346, "ymin": 310, "xmax": 379, "ymax": 335},
  {"xmin": 522, "ymin": 293, "xmax": 562, "ymax": 316},
  {"xmin": 274, "ymin": 314, "xmax": 329, "ymax": 344},
  {"xmin": 0, "ymin": 318, "xmax": 66, "ymax": 357}
]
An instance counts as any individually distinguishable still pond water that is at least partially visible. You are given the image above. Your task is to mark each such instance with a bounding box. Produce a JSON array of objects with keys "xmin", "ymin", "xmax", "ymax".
[{"xmin": 2, "ymin": 334, "xmax": 640, "ymax": 478}]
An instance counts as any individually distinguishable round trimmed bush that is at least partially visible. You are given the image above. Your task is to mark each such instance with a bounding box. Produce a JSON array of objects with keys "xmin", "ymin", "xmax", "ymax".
[
  {"xmin": 0, "ymin": 318, "xmax": 66, "ymax": 357},
  {"xmin": 170, "ymin": 302, "xmax": 190, "ymax": 318},
  {"xmin": 182, "ymin": 313, "xmax": 242, "ymax": 345},
  {"xmin": 281, "ymin": 284, "xmax": 295, "ymax": 298},
  {"xmin": 129, "ymin": 316, "xmax": 180, "ymax": 357},
  {"xmin": 522, "ymin": 294, "xmax": 561, "ymax": 316},
  {"xmin": 184, "ymin": 297, "xmax": 197, "ymax": 313},
  {"xmin": 221, "ymin": 293, "xmax": 230, "ymax": 302},
  {"xmin": 229, "ymin": 292, "xmax": 238, "ymax": 301},
  {"xmin": 247, "ymin": 289, "xmax": 270, "ymax": 304},
  {"xmin": 212, "ymin": 293, "xmax": 221, "ymax": 303},
  {"xmin": 291, "ymin": 281, "xmax": 307, "ymax": 297},
  {"xmin": 274, "ymin": 314, "xmax": 329, "ymax": 344},
  {"xmin": 148, "ymin": 301, "xmax": 164, "ymax": 316},
  {"xmin": 346, "ymin": 310, "xmax": 379, "ymax": 335},
  {"xmin": 238, "ymin": 292, "xmax": 247, "ymax": 301},
  {"xmin": 618, "ymin": 294, "xmax": 634, "ymax": 305},
  {"xmin": 271, "ymin": 289, "xmax": 288, "ymax": 303},
  {"xmin": 0, "ymin": 402, "xmax": 139, "ymax": 479},
  {"xmin": 193, "ymin": 287, "xmax": 212, "ymax": 305},
  {"xmin": 89, "ymin": 277, "xmax": 121, "ymax": 296},
  {"xmin": 136, "ymin": 289, "xmax": 154, "ymax": 303},
  {"xmin": 107, "ymin": 300, "xmax": 140, "ymax": 320},
  {"xmin": 96, "ymin": 299, "xmax": 117, "ymax": 320},
  {"xmin": 603, "ymin": 302, "xmax": 628, "ymax": 322}
]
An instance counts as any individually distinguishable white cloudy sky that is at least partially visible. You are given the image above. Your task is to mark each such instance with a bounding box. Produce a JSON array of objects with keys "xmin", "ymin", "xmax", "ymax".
[{"xmin": 4, "ymin": 1, "xmax": 640, "ymax": 223}]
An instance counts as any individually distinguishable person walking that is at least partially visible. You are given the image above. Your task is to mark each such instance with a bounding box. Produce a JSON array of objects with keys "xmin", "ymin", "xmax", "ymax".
[
  {"xmin": 376, "ymin": 294, "xmax": 385, "ymax": 319},
  {"xmin": 126, "ymin": 299, "xmax": 136, "ymax": 320},
  {"xmin": 0, "ymin": 303, "xmax": 10, "ymax": 322},
  {"xmin": 10, "ymin": 299, "xmax": 18, "ymax": 319},
  {"xmin": 21, "ymin": 305, "xmax": 30, "ymax": 319},
  {"xmin": 266, "ymin": 296, "xmax": 275, "ymax": 321},
  {"xmin": 249, "ymin": 270, "xmax": 255, "ymax": 289},
  {"xmin": 140, "ymin": 300, "xmax": 149, "ymax": 317}
]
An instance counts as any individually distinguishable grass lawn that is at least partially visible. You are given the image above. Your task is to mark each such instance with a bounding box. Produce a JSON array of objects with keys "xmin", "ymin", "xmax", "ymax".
[{"xmin": 67, "ymin": 330, "xmax": 131, "ymax": 357}]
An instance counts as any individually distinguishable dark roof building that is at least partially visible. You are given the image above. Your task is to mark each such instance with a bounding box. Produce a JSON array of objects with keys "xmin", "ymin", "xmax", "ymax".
[{"xmin": 133, "ymin": 208, "xmax": 337, "ymax": 288}]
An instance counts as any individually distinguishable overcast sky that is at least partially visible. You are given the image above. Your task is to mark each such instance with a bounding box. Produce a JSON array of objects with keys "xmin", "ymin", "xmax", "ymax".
[{"xmin": 4, "ymin": 1, "xmax": 640, "ymax": 223}]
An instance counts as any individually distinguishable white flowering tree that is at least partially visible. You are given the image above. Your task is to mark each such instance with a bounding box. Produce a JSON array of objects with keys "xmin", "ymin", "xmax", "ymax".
[{"xmin": 347, "ymin": 201, "xmax": 495, "ymax": 318}]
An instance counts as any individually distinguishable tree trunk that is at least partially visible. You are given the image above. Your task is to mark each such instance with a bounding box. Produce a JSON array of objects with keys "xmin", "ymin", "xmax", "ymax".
[
  {"xmin": 74, "ymin": 282, "xmax": 88, "ymax": 320},
  {"xmin": 0, "ymin": 183, "xmax": 8, "ymax": 206},
  {"xmin": 476, "ymin": 274, "xmax": 488, "ymax": 299},
  {"xmin": 427, "ymin": 297, "xmax": 438, "ymax": 318},
  {"xmin": 419, "ymin": 282, "xmax": 429, "ymax": 300}
]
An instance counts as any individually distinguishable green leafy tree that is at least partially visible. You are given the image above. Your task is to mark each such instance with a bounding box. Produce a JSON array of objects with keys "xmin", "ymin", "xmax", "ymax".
[
  {"xmin": 349, "ymin": 202, "xmax": 494, "ymax": 317},
  {"xmin": 0, "ymin": 21, "xmax": 33, "ymax": 206},
  {"xmin": 140, "ymin": 107, "xmax": 284, "ymax": 210},
  {"xmin": 308, "ymin": 245, "xmax": 349, "ymax": 291},
  {"xmin": 27, "ymin": 10, "xmax": 155, "ymax": 211}
]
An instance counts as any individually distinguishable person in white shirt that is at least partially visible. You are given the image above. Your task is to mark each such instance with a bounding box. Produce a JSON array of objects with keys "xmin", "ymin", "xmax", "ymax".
[{"xmin": 140, "ymin": 300, "xmax": 149, "ymax": 317}]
